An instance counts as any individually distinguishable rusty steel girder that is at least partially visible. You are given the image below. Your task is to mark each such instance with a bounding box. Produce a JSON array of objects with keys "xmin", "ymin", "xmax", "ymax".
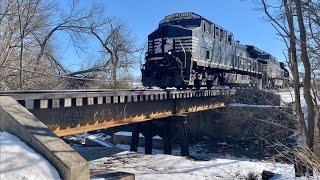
[{"xmin": 0, "ymin": 89, "xmax": 234, "ymax": 136}]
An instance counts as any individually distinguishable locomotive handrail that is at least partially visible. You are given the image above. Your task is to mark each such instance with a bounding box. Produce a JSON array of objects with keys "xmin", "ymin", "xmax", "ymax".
[{"xmin": 177, "ymin": 39, "xmax": 187, "ymax": 68}]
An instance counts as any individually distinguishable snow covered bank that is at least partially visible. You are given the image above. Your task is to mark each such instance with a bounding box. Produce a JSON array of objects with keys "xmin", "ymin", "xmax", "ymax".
[
  {"xmin": 277, "ymin": 90, "xmax": 296, "ymax": 104},
  {"xmin": 277, "ymin": 90, "xmax": 306, "ymax": 106},
  {"xmin": 0, "ymin": 131, "xmax": 61, "ymax": 180},
  {"xmin": 91, "ymin": 151, "xmax": 295, "ymax": 180},
  {"xmin": 228, "ymin": 103, "xmax": 280, "ymax": 108}
]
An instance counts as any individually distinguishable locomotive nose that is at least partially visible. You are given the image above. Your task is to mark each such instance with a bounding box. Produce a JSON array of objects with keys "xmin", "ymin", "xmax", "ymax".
[{"xmin": 141, "ymin": 55, "xmax": 185, "ymax": 88}]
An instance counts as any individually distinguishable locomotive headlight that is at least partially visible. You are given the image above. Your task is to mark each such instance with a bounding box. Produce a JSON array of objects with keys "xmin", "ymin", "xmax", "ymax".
[{"xmin": 168, "ymin": 50, "xmax": 172, "ymax": 55}]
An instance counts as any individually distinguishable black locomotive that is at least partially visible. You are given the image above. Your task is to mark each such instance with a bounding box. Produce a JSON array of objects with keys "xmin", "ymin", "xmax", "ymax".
[{"xmin": 141, "ymin": 12, "xmax": 289, "ymax": 89}]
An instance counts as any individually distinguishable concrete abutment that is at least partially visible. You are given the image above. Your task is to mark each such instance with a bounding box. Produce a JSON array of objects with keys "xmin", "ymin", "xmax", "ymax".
[{"xmin": 0, "ymin": 96, "xmax": 90, "ymax": 180}]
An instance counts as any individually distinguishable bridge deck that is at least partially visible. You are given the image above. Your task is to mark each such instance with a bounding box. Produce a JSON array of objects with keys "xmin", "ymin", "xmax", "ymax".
[{"xmin": 0, "ymin": 88, "xmax": 235, "ymax": 136}]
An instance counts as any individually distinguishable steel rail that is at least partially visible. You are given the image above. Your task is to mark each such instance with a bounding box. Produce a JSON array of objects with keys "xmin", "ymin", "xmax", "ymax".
[{"xmin": 0, "ymin": 86, "xmax": 230, "ymax": 95}]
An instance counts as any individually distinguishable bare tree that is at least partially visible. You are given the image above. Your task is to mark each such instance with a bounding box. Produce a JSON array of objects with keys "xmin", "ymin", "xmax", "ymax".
[
  {"xmin": 259, "ymin": 0, "xmax": 319, "ymax": 175},
  {"xmin": 0, "ymin": 0, "xmax": 137, "ymax": 90},
  {"xmin": 294, "ymin": 0, "xmax": 316, "ymax": 150},
  {"xmin": 89, "ymin": 20, "xmax": 138, "ymax": 84},
  {"xmin": 65, "ymin": 18, "xmax": 140, "ymax": 88},
  {"xmin": 0, "ymin": 0, "xmax": 60, "ymax": 90},
  {"xmin": 260, "ymin": 0, "xmax": 307, "ymax": 145}
]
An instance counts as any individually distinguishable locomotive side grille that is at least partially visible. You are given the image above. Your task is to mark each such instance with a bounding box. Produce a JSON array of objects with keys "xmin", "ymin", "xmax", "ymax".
[
  {"xmin": 147, "ymin": 36, "xmax": 198, "ymax": 54},
  {"xmin": 174, "ymin": 36, "xmax": 197, "ymax": 52}
]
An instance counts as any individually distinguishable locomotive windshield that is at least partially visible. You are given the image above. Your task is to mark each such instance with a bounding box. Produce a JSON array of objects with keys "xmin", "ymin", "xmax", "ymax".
[
  {"xmin": 257, "ymin": 54, "xmax": 271, "ymax": 60},
  {"xmin": 159, "ymin": 12, "xmax": 201, "ymax": 28},
  {"xmin": 160, "ymin": 18, "xmax": 201, "ymax": 28}
]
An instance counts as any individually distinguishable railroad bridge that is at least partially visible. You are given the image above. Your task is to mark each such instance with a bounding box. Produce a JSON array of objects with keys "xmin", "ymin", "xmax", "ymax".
[
  {"xmin": 0, "ymin": 88, "xmax": 236, "ymax": 179},
  {"xmin": 0, "ymin": 88, "xmax": 234, "ymax": 136}
]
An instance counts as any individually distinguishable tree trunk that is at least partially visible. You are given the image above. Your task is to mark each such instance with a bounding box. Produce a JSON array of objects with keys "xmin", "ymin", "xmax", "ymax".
[
  {"xmin": 295, "ymin": 0, "xmax": 316, "ymax": 150},
  {"xmin": 316, "ymin": 112, "xmax": 320, "ymax": 158},
  {"xmin": 17, "ymin": 0, "xmax": 24, "ymax": 90},
  {"xmin": 284, "ymin": 0, "xmax": 308, "ymax": 143},
  {"xmin": 112, "ymin": 61, "xmax": 117, "ymax": 83},
  {"xmin": 318, "ymin": 112, "xmax": 320, "ymax": 139},
  {"xmin": 19, "ymin": 37, "xmax": 23, "ymax": 90}
]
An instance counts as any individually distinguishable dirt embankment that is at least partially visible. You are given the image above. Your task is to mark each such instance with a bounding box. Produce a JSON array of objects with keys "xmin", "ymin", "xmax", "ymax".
[
  {"xmin": 184, "ymin": 89, "xmax": 295, "ymax": 159},
  {"xmin": 225, "ymin": 88, "xmax": 281, "ymax": 106}
]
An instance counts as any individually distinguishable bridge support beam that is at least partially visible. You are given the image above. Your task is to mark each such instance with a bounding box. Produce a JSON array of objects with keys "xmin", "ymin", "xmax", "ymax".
[
  {"xmin": 128, "ymin": 115, "xmax": 189, "ymax": 156},
  {"xmin": 144, "ymin": 122, "xmax": 153, "ymax": 154},
  {"xmin": 130, "ymin": 124, "xmax": 140, "ymax": 152},
  {"xmin": 163, "ymin": 120, "xmax": 173, "ymax": 155},
  {"xmin": 174, "ymin": 115, "xmax": 189, "ymax": 156}
]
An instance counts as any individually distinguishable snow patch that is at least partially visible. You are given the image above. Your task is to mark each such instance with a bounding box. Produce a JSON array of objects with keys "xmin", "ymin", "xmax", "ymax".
[
  {"xmin": 114, "ymin": 131, "xmax": 162, "ymax": 139},
  {"xmin": 75, "ymin": 133, "xmax": 113, "ymax": 147},
  {"xmin": 114, "ymin": 131, "xmax": 145, "ymax": 138},
  {"xmin": 0, "ymin": 131, "xmax": 61, "ymax": 180},
  {"xmin": 228, "ymin": 103, "xmax": 279, "ymax": 108},
  {"xmin": 91, "ymin": 151, "xmax": 296, "ymax": 180}
]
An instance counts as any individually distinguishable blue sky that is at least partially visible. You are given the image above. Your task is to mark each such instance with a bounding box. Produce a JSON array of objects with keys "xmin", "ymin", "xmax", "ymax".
[{"xmin": 57, "ymin": 0, "xmax": 286, "ymax": 73}]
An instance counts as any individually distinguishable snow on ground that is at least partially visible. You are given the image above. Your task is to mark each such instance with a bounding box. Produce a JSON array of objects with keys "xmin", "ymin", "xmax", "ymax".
[
  {"xmin": 0, "ymin": 131, "xmax": 61, "ymax": 180},
  {"xmin": 277, "ymin": 89, "xmax": 308, "ymax": 147},
  {"xmin": 76, "ymin": 133, "xmax": 114, "ymax": 147},
  {"xmin": 228, "ymin": 103, "xmax": 280, "ymax": 107},
  {"xmin": 277, "ymin": 89, "xmax": 307, "ymax": 117},
  {"xmin": 277, "ymin": 90, "xmax": 297, "ymax": 104},
  {"xmin": 114, "ymin": 131, "xmax": 162, "ymax": 139},
  {"xmin": 91, "ymin": 151, "xmax": 295, "ymax": 180},
  {"xmin": 277, "ymin": 90, "xmax": 320, "ymax": 178},
  {"xmin": 114, "ymin": 143, "xmax": 229, "ymax": 161}
]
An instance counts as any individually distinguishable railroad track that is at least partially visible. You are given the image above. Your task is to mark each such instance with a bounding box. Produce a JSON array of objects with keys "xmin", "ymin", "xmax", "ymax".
[
  {"xmin": 0, "ymin": 87, "xmax": 234, "ymax": 110},
  {"xmin": 0, "ymin": 86, "xmax": 230, "ymax": 94}
]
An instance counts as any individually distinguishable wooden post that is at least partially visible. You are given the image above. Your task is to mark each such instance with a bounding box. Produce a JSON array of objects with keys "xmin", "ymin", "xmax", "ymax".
[
  {"xmin": 130, "ymin": 124, "xmax": 140, "ymax": 152},
  {"xmin": 180, "ymin": 118, "xmax": 189, "ymax": 156},
  {"xmin": 163, "ymin": 119, "xmax": 172, "ymax": 154},
  {"xmin": 144, "ymin": 123, "xmax": 153, "ymax": 154},
  {"xmin": 174, "ymin": 115, "xmax": 189, "ymax": 156}
]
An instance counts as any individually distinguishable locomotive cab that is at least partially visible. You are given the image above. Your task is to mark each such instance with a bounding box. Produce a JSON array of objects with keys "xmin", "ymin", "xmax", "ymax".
[
  {"xmin": 257, "ymin": 54, "xmax": 286, "ymax": 88},
  {"xmin": 141, "ymin": 13, "xmax": 199, "ymax": 88}
]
